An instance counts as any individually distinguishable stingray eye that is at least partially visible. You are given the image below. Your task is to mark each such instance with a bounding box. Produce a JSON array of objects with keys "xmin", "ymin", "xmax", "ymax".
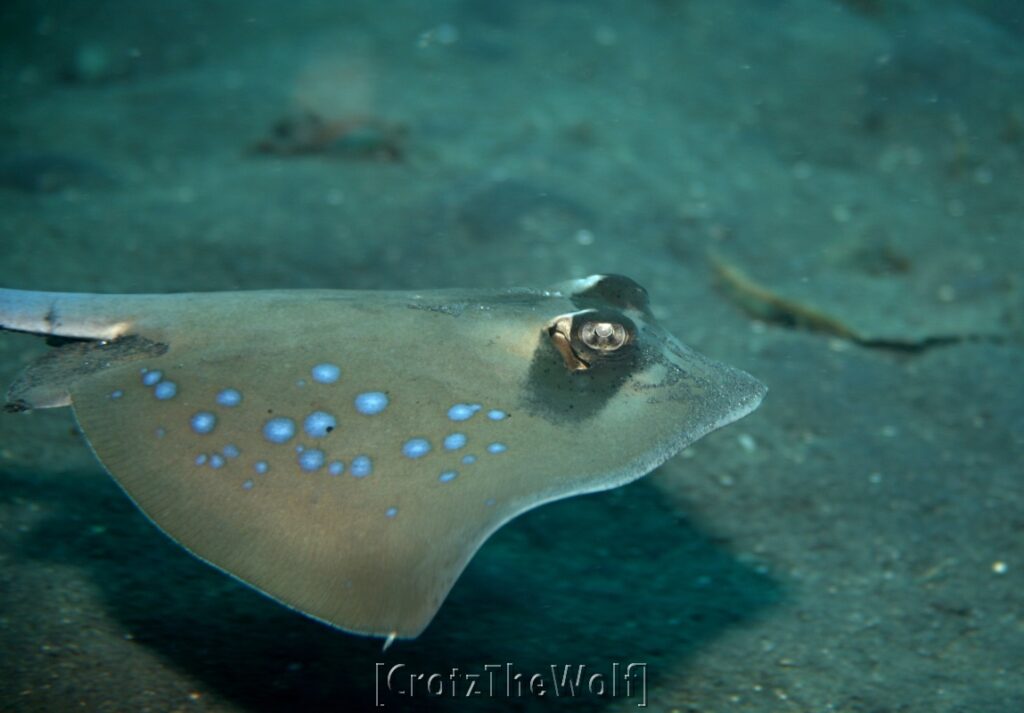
[
  {"xmin": 580, "ymin": 320, "xmax": 628, "ymax": 352},
  {"xmin": 546, "ymin": 309, "xmax": 637, "ymax": 372}
]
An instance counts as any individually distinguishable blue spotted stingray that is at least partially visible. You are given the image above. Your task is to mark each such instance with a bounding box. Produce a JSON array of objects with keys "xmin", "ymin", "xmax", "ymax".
[{"xmin": 0, "ymin": 275, "xmax": 765, "ymax": 642}]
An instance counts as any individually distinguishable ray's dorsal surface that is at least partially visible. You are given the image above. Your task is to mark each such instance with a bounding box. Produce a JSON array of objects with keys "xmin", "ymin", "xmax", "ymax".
[{"xmin": 0, "ymin": 275, "xmax": 766, "ymax": 640}]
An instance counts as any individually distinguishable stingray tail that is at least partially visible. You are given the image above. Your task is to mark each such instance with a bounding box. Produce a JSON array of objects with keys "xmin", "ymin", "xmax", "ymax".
[
  {"xmin": 0, "ymin": 288, "xmax": 139, "ymax": 340},
  {"xmin": 2, "ymin": 288, "xmax": 171, "ymax": 411}
]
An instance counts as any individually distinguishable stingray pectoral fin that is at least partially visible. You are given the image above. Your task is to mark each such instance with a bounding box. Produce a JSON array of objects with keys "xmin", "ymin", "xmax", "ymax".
[
  {"xmin": 66, "ymin": 352, "xmax": 512, "ymax": 639},
  {"xmin": 72, "ymin": 395, "xmax": 489, "ymax": 637}
]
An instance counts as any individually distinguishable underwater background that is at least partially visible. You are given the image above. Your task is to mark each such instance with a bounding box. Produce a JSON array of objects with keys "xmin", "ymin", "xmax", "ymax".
[{"xmin": 0, "ymin": 0, "xmax": 1021, "ymax": 710}]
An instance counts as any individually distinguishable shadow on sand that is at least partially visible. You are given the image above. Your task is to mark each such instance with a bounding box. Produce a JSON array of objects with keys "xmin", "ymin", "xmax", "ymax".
[{"xmin": 6, "ymin": 465, "xmax": 781, "ymax": 711}]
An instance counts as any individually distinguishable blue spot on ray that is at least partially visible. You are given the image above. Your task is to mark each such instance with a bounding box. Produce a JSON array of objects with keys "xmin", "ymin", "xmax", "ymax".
[
  {"xmin": 154, "ymin": 381, "xmax": 177, "ymax": 400},
  {"xmin": 216, "ymin": 388, "xmax": 242, "ymax": 407},
  {"xmin": 447, "ymin": 403, "xmax": 482, "ymax": 422},
  {"xmin": 311, "ymin": 363, "xmax": 340, "ymax": 384},
  {"xmin": 439, "ymin": 470, "xmax": 458, "ymax": 483},
  {"xmin": 142, "ymin": 370, "xmax": 162, "ymax": 387},
  {"xmin": 298, "ymin": 449, "xmax": 325, "ymax": 472},
  {"xmin": 190, "ymin": 412, "xmax": 217, "ymax": 435},
  {"xmin": 254, "ymin": 461, "xmax": 269, "ymax": 474},
  {"xmin": 110, "ymin": 389, "xmax": 124, "ymax": 400},
  {"xmin": 263, "ymin": 417, "xmax": 296, "ymax": 444},
  {"xmin": 328, "ymin": 460, "xmax": 345, "ymax": 476},
  {"xmin": 487, "ymin": 442, "xmax": 508, "ymax": 454},
  {"xmin": 351, "ymin": 455, "xmax": 373, "ymax": 477},
  {"xmin": 210, "ymin": 454, "xmax": 225, "ymax": 469},
  {"xmin": 402, "ymin": 438, "xmax": 432, "ymax": 459},
  {"xmin": 303, "ymin": 411, "xmax": 337, "ymax": 438},
  {"xmin": 354, "ymin": 391, "xmax": 389, "ymax": 415},
  {"xmin": 487, "ymin": 409, "xmax": 508, "ymax": 421},
  {"xmin": 222, "ymin": 444, "xmax": 240, "ymax": 459},
  {"xmin": 242, "ymin": 479, "xmax": 255, "ymax": 491},
  {"xmin": 462, "ymin": 454, "xmax": 477, "ymax": 465},
  {"xmin": 385, "ymin": 506, "xmax": 398, "ymax": 519},
  {"xmin": 195, "ymin": 454, "xmax": 208, "ymax": 466},
  {"xmin": 443, "ymin": 433, "xmax": 467, "ymax": 451}
]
